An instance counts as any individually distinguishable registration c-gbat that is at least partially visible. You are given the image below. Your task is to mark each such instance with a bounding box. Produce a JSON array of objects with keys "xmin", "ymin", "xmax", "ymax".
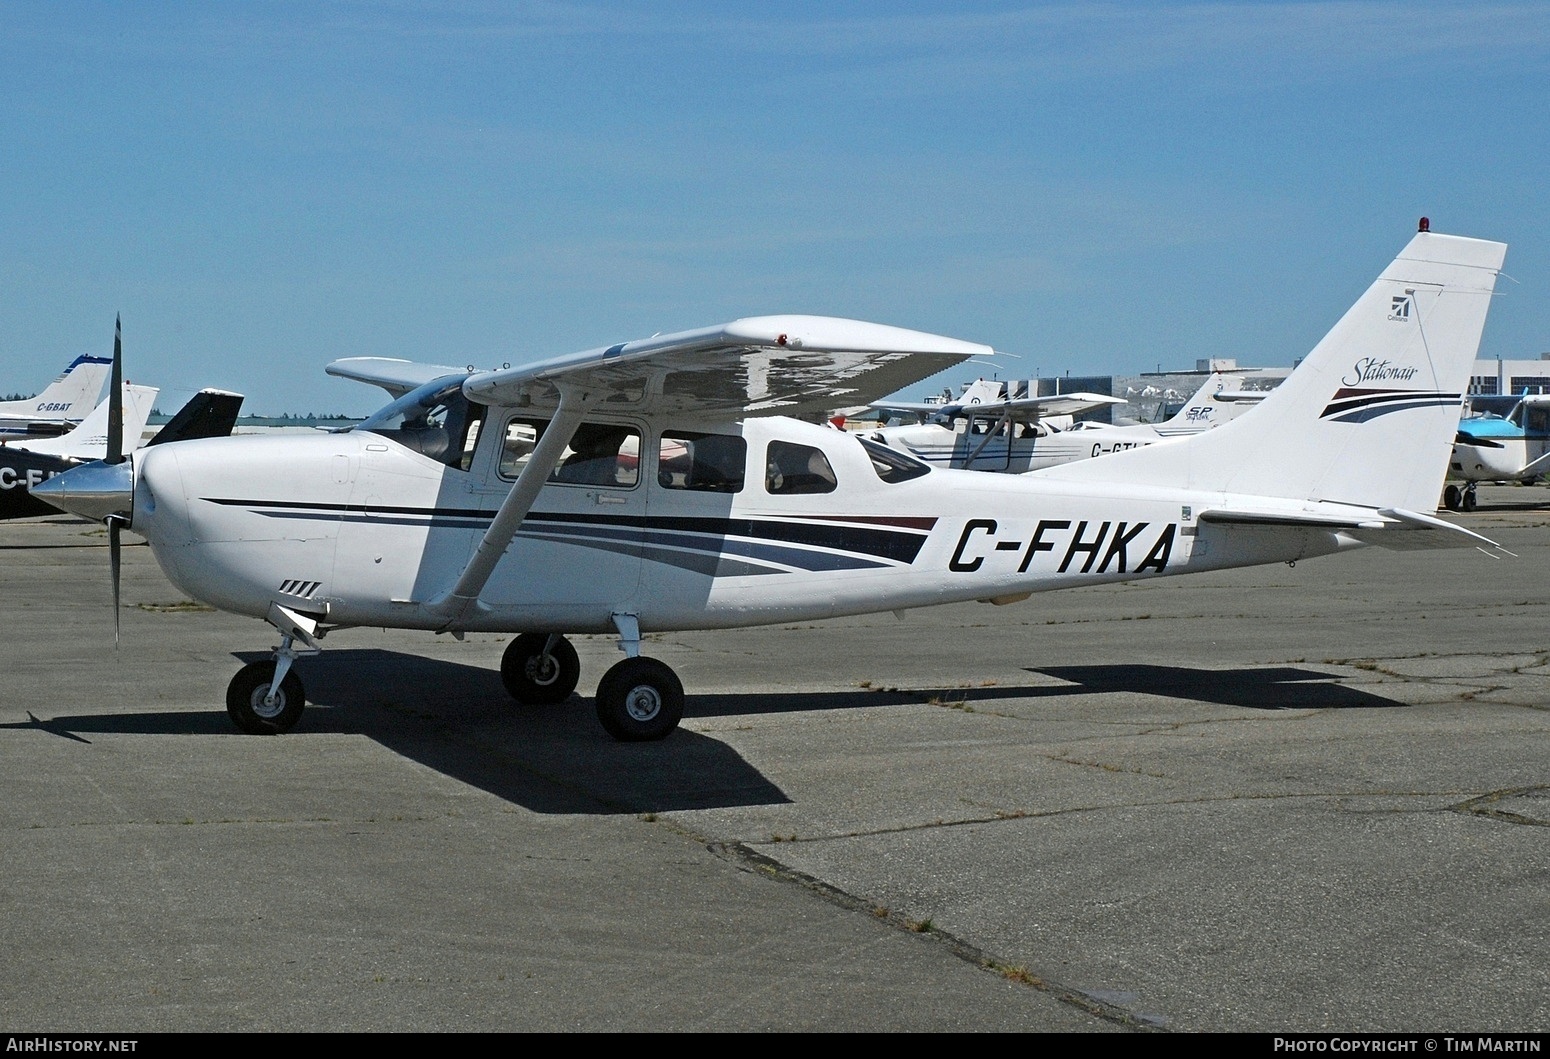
[{"xmin": 38, "ymin": 225, "xmax": 1508, "ymax": 742}]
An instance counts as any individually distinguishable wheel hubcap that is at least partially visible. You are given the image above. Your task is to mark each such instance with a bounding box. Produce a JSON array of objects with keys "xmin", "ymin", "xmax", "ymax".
[
  {"xmin": 623, "ymin": 685, "xmax": 662, "ymax": 722},
  {"xmin": 525, "ymin": 654, "xmax": 559, "ymax": 686},
  {"xmin": 251, "ymin": 684, "xmax": 285, "ymax": 719}
]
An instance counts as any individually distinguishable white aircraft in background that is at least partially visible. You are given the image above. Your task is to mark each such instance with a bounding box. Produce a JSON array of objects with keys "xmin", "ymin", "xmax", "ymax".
[
  {"xmin": 0, "ymin": 382, "xmax": 159, "ymax": 461},
  {"xmin": 38, "ymin": 224, "xmax": 1506, "ymax": 743},
  {"xmin": 1443, "ymin": 392, "xmax": 1550, "ymax": 509},
  {"xmin": 0, "ymin": 354, "xmax": 114, "ymax": 439},
  {"xmin": 866, "ymin": 372, "xmax": 1268, "ymax": 473},
  {"xmin": 0, "ymin": 380, "xmax": 244, "ymax": 523}
]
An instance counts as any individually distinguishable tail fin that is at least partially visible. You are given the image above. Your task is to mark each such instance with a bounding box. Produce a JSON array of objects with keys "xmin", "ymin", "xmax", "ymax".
[
  {"xmin": 958, "ymin": 378, "xmax": 1003, "ymax": 405},
  {"xmin": 1042, "ymin": 228, "xmax": 1506, "ymax": 513},
  {"xmin": 1153, "ymin": 372, "xmax": 1270, "ymax": 436},
  {"xmin": 145, "ymin": 389, "xmax": 244, "ymax": 446},
  {"xmin": 0, "ymin": 354, "xmax": 114, "ymax": 424},
  {"xmin": 3, "ymin": 383, "xmax": 158, "ymax": 460}
]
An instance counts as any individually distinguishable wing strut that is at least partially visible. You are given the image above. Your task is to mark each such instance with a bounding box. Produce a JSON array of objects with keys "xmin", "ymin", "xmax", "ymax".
[
  {"xmin": 962, "ymin": 410, "xmax": 1014, "ymax": 469},
  {"xmin": 428, "ymin": 383, "xmax": 598, "ymax": 628},
  {"xmin": 1515, "ymin": 449, "xmax": 1550, "ymax": 480}
]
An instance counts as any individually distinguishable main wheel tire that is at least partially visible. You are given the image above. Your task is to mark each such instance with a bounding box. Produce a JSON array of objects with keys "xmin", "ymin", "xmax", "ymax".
[
  {"xmin": 501, "ymin": 634, "xmax": 580, "ymax": 704},
  {"xmin": 595, "ymin": 657, "xmax": 684, "ymax": 742},
  {"xmin": 1443, "ymin": 484, "xmax": 1463, "ymax": 511},
  {"xmin": 1462, "ymin": 487, "xmax": 1478, "ymax": 512},
  {"xmin": 227, "ymin": 661, "xmax": 305, "ymax": 735}
]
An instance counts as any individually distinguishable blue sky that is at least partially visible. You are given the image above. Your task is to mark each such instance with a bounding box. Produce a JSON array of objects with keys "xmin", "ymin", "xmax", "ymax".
[{"xmin": 3, "ymin": 1, "xmax": 1547, "ymax": 416}]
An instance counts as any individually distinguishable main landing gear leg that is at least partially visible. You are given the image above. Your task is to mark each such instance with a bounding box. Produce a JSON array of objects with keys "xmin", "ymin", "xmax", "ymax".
[
  {"xmin": 227, "ymin": 603, "xmax": 323, "ymax": 735},
  {"xmin": 594, "ymin": 612, "xmax": 684, "ymax": 742}
]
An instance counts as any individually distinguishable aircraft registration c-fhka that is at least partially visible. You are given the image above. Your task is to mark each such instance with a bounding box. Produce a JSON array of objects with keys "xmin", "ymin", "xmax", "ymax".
[{"xmin": 37, "ymin": 223, "xmax": 1509, "ymax": 741}]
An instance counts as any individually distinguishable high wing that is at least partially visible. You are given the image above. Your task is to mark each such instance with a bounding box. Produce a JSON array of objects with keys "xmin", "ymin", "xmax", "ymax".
[
  {"xmin": 326, "ymin": 357, "xmax": 468, "ymax": 398},
  {"xmin": 426, "ymin": 315, "xmax": 987, "ymax": 625},
  {"xmin": 461, "ymin": 315, "xmax": 988, "ymax": 419}
]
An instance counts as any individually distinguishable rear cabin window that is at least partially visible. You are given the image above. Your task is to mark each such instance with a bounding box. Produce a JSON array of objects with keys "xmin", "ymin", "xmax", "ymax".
[
  {"xmin": 765, "ymin": 440, "xmax": 837, "ymax": 495},
  {"xmin": 658, "ymin": 432, "xmax": 746, "ymax": 492},
  {"xmin": 499, "ymin": 418, "xmax": 641, "ymax": 488}
]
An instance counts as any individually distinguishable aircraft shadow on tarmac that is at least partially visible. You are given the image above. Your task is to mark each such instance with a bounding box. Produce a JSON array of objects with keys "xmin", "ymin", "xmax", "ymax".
[
  {"xmin": 6, "ymin": 653, "xmax": 1401, "ymax": 815},
  {"xmin": 1022, "ymin": 663, "xmax": 1405, "ymax": 710},
  {"xmin": 6, "ymin": 649, "xmax": 794, "ymax": 815}
]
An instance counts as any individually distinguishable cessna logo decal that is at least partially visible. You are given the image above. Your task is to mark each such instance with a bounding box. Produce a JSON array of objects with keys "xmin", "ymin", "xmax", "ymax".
[
  {"xmin": 1388, "ymin": 295, "xmax": 1412, "ymax": 321},
  {"xmin": 949, "ymin": 518, "xmax": 1175, "ymax": 575}
]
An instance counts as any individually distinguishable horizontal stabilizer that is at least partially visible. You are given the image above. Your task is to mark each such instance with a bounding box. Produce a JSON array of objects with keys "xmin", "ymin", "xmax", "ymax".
[
  {"xmin": 1199, "ymin": 505, "xmax": 1505, "ymax": 553},
  {"xmin": 1197, "ymin": 508, "xmax": 1378, "ymax": 530},
  {"xmin": 1358, "ymin": 507, "xmax": 1509, "ymax": 553}
]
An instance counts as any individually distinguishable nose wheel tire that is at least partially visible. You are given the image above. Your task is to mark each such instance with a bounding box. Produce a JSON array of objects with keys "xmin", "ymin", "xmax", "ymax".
[
  {"xmin": 227, "ymin": 661, "xmax": 306, "ymax": 735},
  {"xmin": 501, "ymin": 634, "xmax": 581, "ymax": 704},
  {"xmin": 595, "ymin": 657, "xmax": 684, "ymax": 742}
]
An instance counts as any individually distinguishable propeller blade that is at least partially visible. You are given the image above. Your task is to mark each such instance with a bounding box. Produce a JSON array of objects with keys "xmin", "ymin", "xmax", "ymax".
[
  {"xmin": 108, "ymin": 515, "xmax": 123, "ymax": 648},
  {"xmin": 106, "ymin": 315, "xmax": 124, "ymax": 465}
]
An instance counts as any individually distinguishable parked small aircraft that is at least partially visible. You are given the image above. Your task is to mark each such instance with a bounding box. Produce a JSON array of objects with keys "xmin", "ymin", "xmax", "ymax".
[
  {"xmin": 870, "ymin": 376, "xmax": 1125, "ymax": 425},
  {"xmin": 0, "ymin": 369, "xmax": 243, "ymax": 522},
  {"xmin": 37, "ymin": 225, "xmax": 1507, "ymax": 742},
  {"xmin": 1443, "ymin": 392, "xmax": 1550, "ymax": 509},
  {"xmin": 3, "ymin": 383, "xmax": 159, "ymax": 460},
  {"xmin": 0, "ymin": 354, "xmax": 113, "ymax": 439},
  {"xmin": 867, "ymin": 372, "xmax": 1267, "ymax": 472}
]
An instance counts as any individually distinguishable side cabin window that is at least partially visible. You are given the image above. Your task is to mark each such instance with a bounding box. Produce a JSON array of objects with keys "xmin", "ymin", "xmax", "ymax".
[
  {"xmin": 499, "ymin": 418, "xmax": 641, "ymax": 488},
  {"xmin": 1527, "ymin": 406, "xmax": 1550, "ymax": 435},
  {"xmin": 765, "ymin": 440, "xmax": 837, "ymax": 495},
  {"xmin": 358, "ymin": 377, "xmax": 486, "ymax": 471},
  {"xmin": 659, "ymin": 431, "xmax": 746, "ymax": 492}
]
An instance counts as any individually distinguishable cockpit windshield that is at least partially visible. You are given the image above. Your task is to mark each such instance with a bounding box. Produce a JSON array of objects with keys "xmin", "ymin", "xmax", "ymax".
[
  {"xmin": 860, "ymin": 437, "xmax": 930, "ymax": 483},
  {"xmin": 357, "ymin": 375, "xmax": 487, "ymax": 470}
]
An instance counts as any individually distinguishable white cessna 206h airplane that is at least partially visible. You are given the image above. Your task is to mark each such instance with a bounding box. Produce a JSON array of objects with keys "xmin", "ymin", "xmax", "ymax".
[{"xmin": 37, "ymin": 224, "xmax": 1506, "ymax": 741}]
